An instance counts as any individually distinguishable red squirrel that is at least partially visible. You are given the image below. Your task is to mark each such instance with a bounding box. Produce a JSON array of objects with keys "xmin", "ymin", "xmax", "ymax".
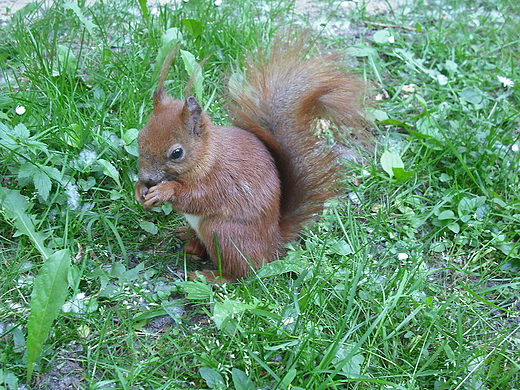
[{"xmin": 134, "ymin": 37, "xmax": 368, "ymax": 282}]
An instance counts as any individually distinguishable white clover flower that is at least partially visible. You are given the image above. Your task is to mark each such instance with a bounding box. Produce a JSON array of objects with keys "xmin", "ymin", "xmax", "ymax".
[
  {"xmin": 62, "ymin": 292, "xmax": 87, "ymax": 313},
  {"xmin": 437, "ymin": 74, "xmax": 449, "ymax": 86},
  {"xmin": 15, "ymin": 105, "xmax": 26, "ymax": 115},
  {"xmin": 79, "ymin": 149, "xmax": 98, "ymax": 166},
  {"xmin": 498, "ymin": 75, "xmax": 514, "ymax": 88},
  {"xmin": 388, "ymin": 35, "xmax": 395, "ymax": 44},
  {"xmin": 66, "ymin": 183, "xmax": 81, "ymax": 210},
  {"xmin": 512, "ymin": 144, "xmax": 519, "ymax": 153},
  {"xmin": 214, "ymin": 0, "xmax": 222, "ymax": 5},
  {"xmin": 282, "ymin": 317, "xmax": 295, "ymax": 326},
  {"xmin": 398, "ymin": 252, "xmax": 409, "ymax": 260}
]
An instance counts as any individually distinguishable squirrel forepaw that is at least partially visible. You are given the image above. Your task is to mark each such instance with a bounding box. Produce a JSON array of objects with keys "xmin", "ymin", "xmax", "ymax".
[
  {"xmin": 134, "ymin": 181, "xmax": 149, "ymax": 204},
  {"xmin": 142, "ymin": 182, "xmax": 175, "ymax": 210}
]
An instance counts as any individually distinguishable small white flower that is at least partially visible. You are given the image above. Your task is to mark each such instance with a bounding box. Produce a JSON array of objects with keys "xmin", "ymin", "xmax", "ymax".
[
  {"xmin": 388, "ymin": 35, "xmax": 395, "ymax": 44},
  {"xmin": 15, "ymin": 105, "xmax": 26, "ymax": 115},
  {"xmin": 397, "ymin": 252, "xmax": 409, "ymax": 260},
  {"xmin": 498, "ymin": 75, "xmax": 514, "ymax": 88},
  {"xmin": 402, "ymin": 84, "xmax": 417, "ymax": 93},
  {"xmin": 437, "ymin": 74, "xmax": 449, "ymax": 86},
  {"xmin": 214, "ymin": 0, "xmax": 222, "ymax": 5},
  {"xmin": 348, "ymin": 192, "xmax": 361, "ymax": 205},
  {"xmin": 512, "ymin": 144, "xmax": 519, "ymax": 152}
]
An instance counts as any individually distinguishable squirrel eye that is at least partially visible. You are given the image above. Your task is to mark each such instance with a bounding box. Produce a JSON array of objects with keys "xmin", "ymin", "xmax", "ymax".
[{"xmin": 169, "ymin": 147, "xmax": 184, "ymax": 160}]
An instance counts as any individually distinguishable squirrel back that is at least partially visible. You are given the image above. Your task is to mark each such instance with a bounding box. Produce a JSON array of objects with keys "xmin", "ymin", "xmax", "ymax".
[
  {"xmin": 227, "ymin": 38, "xmax": 368, "ymax": 242},
  {"xmin": 135, "ymin": 36, "xmax": 368, "ymax": 281}
]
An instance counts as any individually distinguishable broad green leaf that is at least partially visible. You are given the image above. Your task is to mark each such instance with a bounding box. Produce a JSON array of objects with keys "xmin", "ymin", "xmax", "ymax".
[
  {"xmin": 212, "ymin": 299, "xmax": 258, "ymax": 329},
  {"xmin": 11, "ymin": 2, "xmax": 40, "ymax": 24},
  {"xmin": 380, "ymin": 150, "xmax": 404, "ymax": 178},
  {"xmin": 496, "ymin": 243, "xmax": 519, "ymax": 258},
  {"xmin": 347, "ymin": 44, "xmax": 378, "ymax": 58},
  {"xmin": 18, "ymin": 163, "xmax": 60, "ymax": 201},
  {"xmin": 179, "ymin": 281, "xmax": 212, "ymax": 300},
  {"xmin": 0, "ymin": 187, "xmax": 29, "ymax": 215},
  {"xmin": 445, "ymin": 59, "xmax": 458, "ymax": 74},
  {"xmin": 123, "ymin": 128, "xmax": 139, "ymax": 145},
  {"xmin": 123, "ymin": 128, "xmax": 139, "ymax": 157},
  {"xmin": 26, "ymin": 249, "xmax": 72, "ymax": 381},
  {"xmin": 439, "ymin": 173, "xmax": 452, "ymax": 182},
  {"xmin": 140, "ymin": 220, "xmax": 158, "ymax": 234},
  {"xmin": 431, "ymin": 241, "xmax": 449, "ymax": 252},
  {"xmin": 161, "ymin": 27, "xmax": 182, "ymax": 45},
  {"xmin": 97, "ymin": 159, "xmax": 120, "ymax": 186},
  {"xmin": 447, "ymin": 222, "xmax": 460, "ymax": 234},
  {"xmin": 64, "ymin": 123, "xmax": 82, "ymax": 148},
  {"xmin": 458, "ymin": 196, "xmax": 486, "ymax": 217},
  {"xmin": 56, "ymin": 45, "xmax": 78, "ymax": 75},
  {"xmin": 373, "ymin": 29, "xmax": 392, "ymax": 44},
  {"xmin": 62, "ymin": 2, "xmax": 98, "ymax": 39},
  {"xmin": 347, "ymin": 44, "xmax": 382, "ymax": 83},
  {"xmin": 120, "ymin": 263, "xmax": 145, "ymax": 282},
  {"xmin": 108, "ymin": 262, "xmax": 127, "ymax": 277},
  {"xmin": 12, "ymin": 123, "xmax": 30, "ymax": 139},
  {"xmin": 2, "ymin": 369, "xmax": 19, "ymax": 390},
  {"xmin": 256, "ymin": 256, "xmax": 310, "ymax": 278},
  {"xmin": 182, "ymin": 19, "xmax": 203, "ymax": 39},
  {"xmin": 392, "ymin": 167, "xmax": 414, "ymax": 181},
  {"xmin": 152, "ymin": 28, "xmax": 182, "ymax": 84},
  {"xmin": 0, "ymin": 187, "xmax": 51, "ymax": 259},
  {"xmin": 181, "ymin": 49, "xmax": 204, "ymax": 102},
  {"xmin": 369, "ymin": 108, "xmax": 389, "ymax": 121},
  {"xmin": 32, "ymin": 169, "xmax": 52, "ymax": 201},
  {"xmin": 281, "ymin": 368, "xmax": 297, "ymax": 387},
  {"xmin": 333, "ymin": 343, "xmax": 365, "ymax": 377},
  {"xmin": 437, "ymin": 210, "xmax": 456, "ymax": 220},
  {"xmin": 232, "ymin": 368, "xmax": 255, "ymax": 390},
  {"xmin": 199, "ymin": 367, "xmax": 225, "ymax": 390},
  {"xmin": 328, "ymin": 239, "xmax": 353, "ymax": 256},
  {"xmin": 459, "ymin": 86, "xmax": 483, "ymax": 105}
]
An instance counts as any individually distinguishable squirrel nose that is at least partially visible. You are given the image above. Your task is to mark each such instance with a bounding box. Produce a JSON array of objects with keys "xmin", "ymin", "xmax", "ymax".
[
  {"xmin": 138, "ymin": 170, "xmax": 162, "ymax": 188},
  {"xmin": 142, "ymin": 179, "xmax": 157, "ymax": 188}
]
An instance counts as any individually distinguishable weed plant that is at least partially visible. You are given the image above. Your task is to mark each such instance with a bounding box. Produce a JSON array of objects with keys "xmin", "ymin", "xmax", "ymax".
[{"xmin": 0, "ymin": 0, "xmax": 519, "ymax": 389}]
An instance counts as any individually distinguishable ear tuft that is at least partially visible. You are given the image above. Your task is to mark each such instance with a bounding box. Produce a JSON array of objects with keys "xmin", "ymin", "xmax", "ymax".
[
  {"xmin": 185, "ymin": 96, "xmax": 203, "ymax": 137},
  {"xmin": 153, "ymin": 86, "xmax": 167, "ymax": 106}
]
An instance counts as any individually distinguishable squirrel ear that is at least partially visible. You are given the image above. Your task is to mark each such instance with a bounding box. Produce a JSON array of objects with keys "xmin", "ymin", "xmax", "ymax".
[{"xmin": 184, "ymin": 96, "xmax": 203, "ymax": 137}]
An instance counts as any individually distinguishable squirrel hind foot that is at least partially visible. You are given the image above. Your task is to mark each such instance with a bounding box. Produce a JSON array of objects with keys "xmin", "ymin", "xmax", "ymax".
[{"xmin": 187, "ymin": 270, "xmax": 237, "ymax": 284}]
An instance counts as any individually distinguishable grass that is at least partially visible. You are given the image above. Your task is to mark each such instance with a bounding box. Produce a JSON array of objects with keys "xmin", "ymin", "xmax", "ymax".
[{"xmin": 0, "ymin": 0, "xmax": 519, "ymax": 388}]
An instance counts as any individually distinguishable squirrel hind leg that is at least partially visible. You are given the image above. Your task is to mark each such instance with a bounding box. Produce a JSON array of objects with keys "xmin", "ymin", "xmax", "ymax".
[
  {"xmin": 175, "ymin": 226, "xmax": 207, "ymax": 257},
  {"xmin": 199, "ymin": 219, "xmax": 281, "ymax": 280}
]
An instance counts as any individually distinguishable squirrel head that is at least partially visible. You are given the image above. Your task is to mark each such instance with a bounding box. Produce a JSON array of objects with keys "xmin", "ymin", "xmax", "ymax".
[{"xmin": 137, "ymin": 88, "xmax": 209, "ymax": 188}]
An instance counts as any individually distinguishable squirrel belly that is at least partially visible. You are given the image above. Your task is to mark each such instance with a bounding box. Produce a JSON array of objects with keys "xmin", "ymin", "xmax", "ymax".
[
  {"xmin": 182, "ymin": 213, "xmax": 201, "ymax": 234},
  {"xmin": 135, "ymin": 36, "xmax": 368, "ymax": 281}
]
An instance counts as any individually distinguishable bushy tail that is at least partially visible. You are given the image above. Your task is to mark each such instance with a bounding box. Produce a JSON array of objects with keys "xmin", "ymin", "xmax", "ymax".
[{"xmin": 228, "ymin": 36, "xmax": 369, "ymax": 241}]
